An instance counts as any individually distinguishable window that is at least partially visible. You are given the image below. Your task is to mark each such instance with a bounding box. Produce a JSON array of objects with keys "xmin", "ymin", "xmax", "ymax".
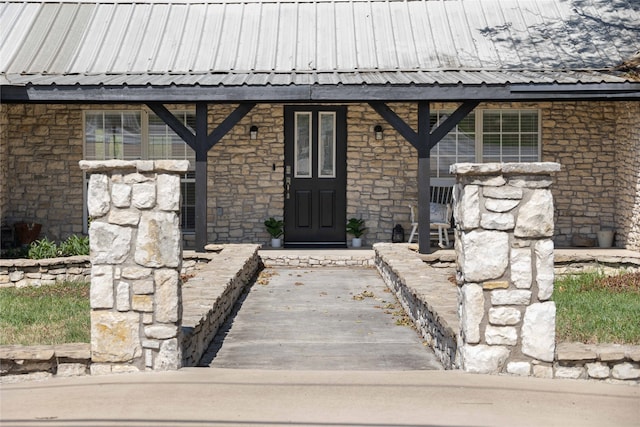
[
  {"xmin": 83, "ymin": 109, "xmax": 196, "ymax": 231},
  {"xmin": 429, "ymin": 109, "xmax": 540, "ymax": 178},
  {"xmin": 85, "ymin": 112, "xmax": 142, "ymax": 160}
]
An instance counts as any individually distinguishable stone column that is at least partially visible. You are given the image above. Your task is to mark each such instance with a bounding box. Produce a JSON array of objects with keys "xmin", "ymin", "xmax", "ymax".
[
  {"xmin": 452, "ymin": 162, "xmax": 561, "ymax": 377},
  {"xmin": 79, "ymin": 160, "xmax": 188, "ymax": 374}
]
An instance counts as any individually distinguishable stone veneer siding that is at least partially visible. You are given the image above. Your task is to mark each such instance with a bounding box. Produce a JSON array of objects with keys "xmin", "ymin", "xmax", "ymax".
[
  {"xmin": 1, "ymin": 102, "xmax": 638, "ymax": 249},
  {"xmin": 1, "ymin": 104, "xmax": 85, "ymax": 240},
  {"xmin": 614, "ymin": 102, "xmax": 640, "ymax": 250}
]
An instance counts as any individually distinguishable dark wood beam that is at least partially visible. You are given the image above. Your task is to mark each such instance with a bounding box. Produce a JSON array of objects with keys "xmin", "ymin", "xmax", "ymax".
[
  {"xmin": 370, "ymin": 100, "xmax": 480, "ymax": 254},
  {"xmin": 194, "ymin": 103, "xmax": 209, "ymax": 252},
  {"xmin": 146, "ymin": 103, "xmax": 196, "ymax": 150},
  {"xmin": 428, "ymin": 101, "xmax": 480, "ymax": 150},
  {"xmin": 145, "ymin": 102, "xmax": 256, "ymax": 252},
  {"xmin": 368, "ymin": 102, "xmax": 419, "ymax": 149},
  {"xmin": 206, "ymin": 103, "xmax": 256, "ymax": 151},
  {"xmin": 417, "ymin": 101, "xmax": 432, "ymax": 254}
]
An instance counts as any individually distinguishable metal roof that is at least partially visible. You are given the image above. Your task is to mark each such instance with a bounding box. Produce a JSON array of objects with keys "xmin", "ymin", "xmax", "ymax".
[{"xmin": 1, "ymin": 0, "xmax": 639, "ymax": 101}]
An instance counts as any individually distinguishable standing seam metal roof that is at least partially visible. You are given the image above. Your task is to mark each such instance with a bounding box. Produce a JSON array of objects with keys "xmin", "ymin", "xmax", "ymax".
[{"xmin": 1, "ymin": 0, "xmax": 639, "ymax": 87}]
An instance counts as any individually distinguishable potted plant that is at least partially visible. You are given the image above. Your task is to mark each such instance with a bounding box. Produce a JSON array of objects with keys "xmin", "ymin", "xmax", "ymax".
[
  {"xmin": 264, "ymin": 217, "xmax": 284, "ymax": 248},
  {"xmin": 346, "ymin": 217, "xmax": 367, "ymax": 248},
  {"xmin": 14, "ymin": 221, "xmax": 42, "ymax": 246}
]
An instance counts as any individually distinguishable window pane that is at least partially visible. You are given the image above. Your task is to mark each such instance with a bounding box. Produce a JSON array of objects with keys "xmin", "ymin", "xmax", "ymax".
[
  {"xmin": 521, "ymin": 134, "xmax": 538, "ymax": 156},
  {"xmin": 483, "ymin": 111, "xmax": 501, "ymax": 133},
  {"xmin": 481, "ymin": 110, "xmax": 539, "ymax": 163},
  {"xmin": 318, "ymin": 112, "xmax": 336, "ymax": 178},
  {"xmin": 429, "ymin": 111, "xmax": 477, "ymax": 178},
  {"xmin": 295, "ymin": 112, "xmax": 311, "ymax": 178},
  {"xmin": 149, "ymin": 111, "xmax": 195, "ymax": 161},
  {"xmin": 85, "ymin": 113, "xmax": 103, "ymax": 160},
  {"xmin": 502, "ymin": 134, "xmax": 520, "ymax": 158},
  {"xmin": 502, "ymin": 112, "xmax": 520, "ymax": 133},
  {"xmin": 483, "ymin": 134, "xmax": 501, "ymax": 159},
  {"xmin": 87, "ymin": 112, "xmax": 141, "ymax": 160},
  {"xmin": 181, "ymin": 172, "xmax": 196, "ymax": 231},
  {"xmin": 521, "ymin": 111, "xmax": 538, "ymax": 133}
]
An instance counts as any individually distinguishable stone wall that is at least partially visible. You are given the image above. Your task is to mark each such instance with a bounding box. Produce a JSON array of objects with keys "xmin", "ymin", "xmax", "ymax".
[
  {"xmin": 0, "ymin": 105, "xmax": 8, "ymax": 235},
  {"xmin": 374, "ymin": 243, "xmax": 459, "ymax": 369},
  {"xmin": 453, "ymin": 162, "xmax": 561, "ymax": 377},
  {"xmin": 1, "ymin": 102, "xmax": 638, "ymax": 249},
  {"xmin": 81, "ymin": 159, "xmax": 188, "ymax": 374},
  {"xmin": 614, "ymin": 102, "xmax": 640, "ymax": 250},
  {"xmin": 2, "ymin": 104, "xmax": 85, "ymax": 241},
  {"xmin": 541, "ymin": 102, "xmax": 617, "ymax": 247},
  {"xmin": 181, "ymin": 245, "xmax": 261, "ymax": 367},
  {"xmin": 0, "ymin": 344, "xmax": 91, "ymax": 380},
  {"xmin": 0, "ymin": 256, "xmax": 91, "ymax": 287},
  {"xmin": 207, "ymin": 104, "xmax": 285, "ymax": 244}
]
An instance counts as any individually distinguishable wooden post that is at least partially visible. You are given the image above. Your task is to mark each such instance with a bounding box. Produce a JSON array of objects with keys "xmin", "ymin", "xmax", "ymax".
[{"xmin": 194, "ymin": 103, "xmax": 208, "ymax": 251}]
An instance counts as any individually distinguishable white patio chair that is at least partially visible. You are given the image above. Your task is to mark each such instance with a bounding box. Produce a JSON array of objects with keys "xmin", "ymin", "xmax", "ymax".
[
  {"xmin": 408, "ymin": 179, "xmax": 454, "ymax": 248},
  {"xmin": 408, "ymin": 203, "xmax": 452, "ymax": 248}
]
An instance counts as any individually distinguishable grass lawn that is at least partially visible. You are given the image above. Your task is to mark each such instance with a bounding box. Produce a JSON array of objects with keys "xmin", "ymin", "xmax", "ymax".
[
  {"xmin": 0, "ymin": 281, "xmax": 90, "ymax": 345},
  {"xmin": 553, "ymin": 271, "xmax": 640, "ymax": 345}
]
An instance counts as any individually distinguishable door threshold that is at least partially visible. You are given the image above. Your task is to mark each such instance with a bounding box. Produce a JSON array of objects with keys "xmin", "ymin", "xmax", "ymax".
[{"xmin": 284, "ymin": 242, "xmax": 347, "ymax": 249}]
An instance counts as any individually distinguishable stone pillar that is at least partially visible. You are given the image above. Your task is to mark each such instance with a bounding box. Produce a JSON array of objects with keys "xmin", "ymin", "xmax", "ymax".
[
  {"xmin": 79, "ymin": 160, "xmax": 189, "ymax": 374},
  {"xmin": 452, "ymin": 162, "xmax": 561, "ymax": 377}
]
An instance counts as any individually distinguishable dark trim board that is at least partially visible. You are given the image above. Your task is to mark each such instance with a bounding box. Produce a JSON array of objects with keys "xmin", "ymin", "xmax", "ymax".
[{"xmin": 2, "ymin": 82, "xmax": 640, "ymax": 103}]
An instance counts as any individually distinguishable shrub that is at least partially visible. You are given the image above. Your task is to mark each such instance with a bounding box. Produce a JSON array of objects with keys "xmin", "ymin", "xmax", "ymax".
[
  {"xmin": 28, "ymin": 237, "xmax": 59, "ymax": 259},
  {"xmin": 59, "ymin": 234, "xmax": 90, "ymax": 257},
  {"xmin": 27, "ymin": 235, "xmax": 90, "ymax": 259}
]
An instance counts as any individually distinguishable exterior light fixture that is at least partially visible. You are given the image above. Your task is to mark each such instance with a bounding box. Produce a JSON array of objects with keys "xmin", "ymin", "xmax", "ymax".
[
  {"xmin": 250, "ymin": 125, "xmax": 258, "ymax": 140},
  {"xmin": 374, "ymin": 125, "xmax": 383, "ymax": 140}
]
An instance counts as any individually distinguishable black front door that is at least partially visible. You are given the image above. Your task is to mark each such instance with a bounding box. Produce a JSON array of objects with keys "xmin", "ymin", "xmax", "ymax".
[{"xmin": 284, "ymin": 106, "xmax": 347, "ymax": 247}]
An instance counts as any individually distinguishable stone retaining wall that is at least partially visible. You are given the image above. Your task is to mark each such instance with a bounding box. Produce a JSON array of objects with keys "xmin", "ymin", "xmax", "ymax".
[
  {"xmin": 260, "ymin": 250, "xmax": 375, "ymax": 268},
  {"xmin": 181, "ymin": 244, "xmax": 261, "ymax": 367},
  {"xmin": 0, "ymin": 256, "xmax": 91, "ymax": 288},
  {"xmin": 374, "ymin": 243, "xmax": 459, "ymax": 369},
  {"xmin": 556, "ymin": 342, "xmax": 640, "ymax": 383},
  {"xmin": 0, "ymin": 344, "xmax": 90, "ymax": 382}
]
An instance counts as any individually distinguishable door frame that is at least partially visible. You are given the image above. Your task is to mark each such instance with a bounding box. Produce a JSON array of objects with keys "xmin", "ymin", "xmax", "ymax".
[{"xmin": 283, "ymin": 105, "xmax": 347, "ymax": 247}]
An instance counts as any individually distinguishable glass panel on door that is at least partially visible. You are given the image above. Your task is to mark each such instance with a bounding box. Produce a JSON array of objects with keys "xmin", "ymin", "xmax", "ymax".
[
  {"xmin": 318, "ymin": 112, "xmax": 336, "ymax": 178},
  {"xmin": 295, "ymin": 112, "xmax": 312, "ymax": 178}
]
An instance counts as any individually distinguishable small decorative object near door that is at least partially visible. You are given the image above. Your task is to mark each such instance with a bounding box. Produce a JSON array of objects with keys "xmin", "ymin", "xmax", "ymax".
[
  {"xmin": 346, "ymin": 218, "xmax": 367, "ymax": 248},
  {"xmin": 596, "ymin": 229, "xmax": 615, "ymax": 248},
  {"xmin": 14, "ymin": 222, "xmax": 42, "ymax": 245},
  {"xmin": 264, "ymin": 217, "xmax": 284, "ymax": 248},
  {"xmin": 392, "ymin": 224, "xmax": 405, "ymax": 243}
]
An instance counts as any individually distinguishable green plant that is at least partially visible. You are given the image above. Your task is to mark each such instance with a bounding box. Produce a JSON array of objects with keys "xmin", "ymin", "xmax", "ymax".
[
  {"xmin": 346, "ymin": 218, "xmax": 367, "ymax": 238},
  {"xmin": 59, "ymin": 234, "xmax": 90, "ymax": 257},
  {"xmin": 27, "ymin": 237, "xmax": 59, "ymax": 259},
  {"xmin": 264, "ymin": 217, "xmax": 284, "ymax": 239}
]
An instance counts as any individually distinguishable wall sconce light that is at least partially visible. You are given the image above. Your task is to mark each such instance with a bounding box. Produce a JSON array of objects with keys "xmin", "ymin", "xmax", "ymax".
[
  {"xmin": 374, "ymin": 125, "xmax": 383, "ymax": 140},
  {"xmin": 250, "ymin": 125, "xmax": 258, "ymax": 140}
]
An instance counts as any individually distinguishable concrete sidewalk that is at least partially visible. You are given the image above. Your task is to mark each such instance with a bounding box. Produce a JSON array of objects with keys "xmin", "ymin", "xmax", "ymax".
[{"xmin": 1, "ymin": 368, "xmax": 638, "ymax": 427}]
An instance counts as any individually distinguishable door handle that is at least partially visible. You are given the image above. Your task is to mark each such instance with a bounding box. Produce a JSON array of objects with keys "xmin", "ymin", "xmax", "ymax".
[{"xmin": 285, "ymin": 177, "xmax": 291, "ymax": 199}]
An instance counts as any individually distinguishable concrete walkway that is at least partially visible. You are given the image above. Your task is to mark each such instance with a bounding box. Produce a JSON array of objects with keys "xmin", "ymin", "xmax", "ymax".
[{"xmin": 201, "ymin": 267, "xmax": 443, "ymax": 370}]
